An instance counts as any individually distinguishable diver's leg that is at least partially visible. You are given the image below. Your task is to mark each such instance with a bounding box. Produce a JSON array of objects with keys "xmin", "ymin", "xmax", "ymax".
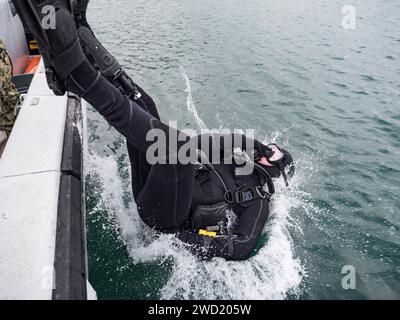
[
  {"xmin": 125, "ymin": 85, "xmax": 160, "ymax": 197},
  {"xmin": 135, "ymin": 85, "xmax": 160, "ymax": 120},
  {"xmin": 67, "ymin": 59, "xmax": 195, "ymax": 229},
  {"xmin": 14, "ymin": 1, "xmax": 194, "ymax": 230},
  {"xmin": 126, "ymin": 89, "xmax": 193, "ymax": 226},
  {"xmin": 126, "ymin": 87, "xmax": 194, "ymax": 228},
  {"xmin": 67, "ymin": 59, "xmax": 163, "ymax": 153},
  {"xmin": 135, "ymin": 162, "xmax": 195, "ymax": 232},
  {"xmin": 127, "ymin": 141, "xmax": 154, "ymax": 198}
]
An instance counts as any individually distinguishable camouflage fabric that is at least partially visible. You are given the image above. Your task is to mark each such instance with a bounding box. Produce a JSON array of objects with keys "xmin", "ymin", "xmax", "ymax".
[{"xmin": 0, "ymin": 38, "xmax": 20, "ymax": 137}]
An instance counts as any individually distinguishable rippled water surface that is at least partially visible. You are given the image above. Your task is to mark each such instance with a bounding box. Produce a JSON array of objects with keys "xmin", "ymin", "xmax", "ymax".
[{"xmin": 84, "ymin": 0, "xmax": 400, "ymax": 299}]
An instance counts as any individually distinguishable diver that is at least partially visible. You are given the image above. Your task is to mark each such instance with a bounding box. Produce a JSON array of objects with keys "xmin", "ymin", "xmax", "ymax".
[{"xmin": 13, "ymin": 0, "xmax": 295, "ymax": 261}]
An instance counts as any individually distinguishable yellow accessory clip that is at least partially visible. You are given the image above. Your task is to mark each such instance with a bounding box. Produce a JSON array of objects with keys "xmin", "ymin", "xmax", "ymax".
[
  {"xmin": 29, "ymin": 40, "xmax": 39, "ymax": 50},
  {"xmin": 198, "ymin": 229, "xmax": 217, "ymax": 238}
]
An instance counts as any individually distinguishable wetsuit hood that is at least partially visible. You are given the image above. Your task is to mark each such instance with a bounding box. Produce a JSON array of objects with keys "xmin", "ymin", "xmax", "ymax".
[{"xmin": 264, "ymin": 148, "xmax": 295, "ymax": 182}]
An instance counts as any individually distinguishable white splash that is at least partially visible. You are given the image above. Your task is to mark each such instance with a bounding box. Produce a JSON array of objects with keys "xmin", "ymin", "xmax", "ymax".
[
  {"xmin": 180, "ymin": 66, "xmax": 208, "ymax": 131},
  {"xmin": 158, "ymin": 169, "xmax": 308, "ymax": 300},
  {"xmin": 85, "ymin": 135, "xmax": 313, "ymax": 300}
]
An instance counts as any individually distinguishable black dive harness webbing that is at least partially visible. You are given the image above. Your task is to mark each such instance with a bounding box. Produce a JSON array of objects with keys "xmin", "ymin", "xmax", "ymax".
[
  {"xmin": 201, "ymin": 160, "xmax": 275, "ymax": 206},
  {"xmin": 187, "ymin": 157, "xmax": 275, "ymax": 238},
  {"xmin": 225, "ymin": 185, "xmax": 268, "ymax": 204}
]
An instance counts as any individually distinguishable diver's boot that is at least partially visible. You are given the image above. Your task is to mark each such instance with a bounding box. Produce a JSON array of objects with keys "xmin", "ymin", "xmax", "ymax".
[{"xmin": 11, "ymin": 0, "xmax": 86, "ymax": 95}]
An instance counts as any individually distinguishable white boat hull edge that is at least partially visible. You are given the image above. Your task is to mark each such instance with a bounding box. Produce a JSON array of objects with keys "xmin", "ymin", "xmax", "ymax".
[{"xmin": 0, "ymin": 60, "xmax": 96, "ymax": 300}]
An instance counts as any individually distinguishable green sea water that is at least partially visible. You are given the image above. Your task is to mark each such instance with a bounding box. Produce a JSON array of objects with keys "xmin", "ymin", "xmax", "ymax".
[{"xmin": 84, "ymin": 0, "xmax": 400, "ymax": 299}]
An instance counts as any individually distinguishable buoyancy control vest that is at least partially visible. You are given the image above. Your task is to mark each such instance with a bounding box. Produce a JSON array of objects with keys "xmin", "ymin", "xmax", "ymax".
[{"xmin": 185, "ymin": 153, "xmax": 276, "ymax": 236}]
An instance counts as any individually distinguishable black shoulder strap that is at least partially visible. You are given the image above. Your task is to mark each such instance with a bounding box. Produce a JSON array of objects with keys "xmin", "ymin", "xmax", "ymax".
[
  {"xmin": 226, "ymin": 160, "xmax": 275, "ymax": 205},
  {"xmin": 196, "ymin": 151, "xmax": 275, "ymax": 206},
  {"xmin": 224, "ymin": 185, "xmax": 270, "ymax": 204}
]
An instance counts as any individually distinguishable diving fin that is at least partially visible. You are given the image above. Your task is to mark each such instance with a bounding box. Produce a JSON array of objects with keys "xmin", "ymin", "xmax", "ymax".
[{"xmin": 11, "ymin": 0, "xmax": 86, "ymax": 96}]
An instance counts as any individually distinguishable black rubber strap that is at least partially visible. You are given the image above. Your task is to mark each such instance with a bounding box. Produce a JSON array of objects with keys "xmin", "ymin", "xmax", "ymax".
[{"xmin": 225, "ymin": 186, "xmax": 270, "ymax": 204}]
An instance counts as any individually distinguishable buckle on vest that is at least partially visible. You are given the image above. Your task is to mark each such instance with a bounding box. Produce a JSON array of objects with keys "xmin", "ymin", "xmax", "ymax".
[
  {"xmin": 225, "ymin": 189, "xmax": 254, "ymax": 204},
  {"xmin": 224, "ymin": 190, "xmax": 234, "ymax": 204},
  {"xmin": 256, "ymin": 186, "xmax": 270, "ymax": 200},
  {"xmin": 225, "ymin": 187, "xmax": 270, "ymax": 204},
  {"xmin": 240, "ymin": 190, "xmax": 254, "ymax": 203}
]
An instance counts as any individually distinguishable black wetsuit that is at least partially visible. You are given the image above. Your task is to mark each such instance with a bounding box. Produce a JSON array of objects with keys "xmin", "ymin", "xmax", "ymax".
[{"xmin": 67, "ymin": 59, "xmax": 272, "ymax": 261}]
